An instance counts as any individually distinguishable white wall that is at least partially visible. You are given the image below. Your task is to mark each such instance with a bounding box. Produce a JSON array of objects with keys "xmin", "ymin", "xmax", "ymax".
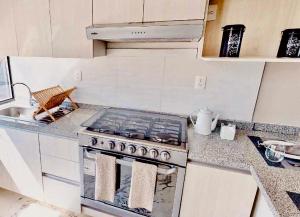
[
  {"xmin": 10, "ymin": 50, "xmax": 265, "ymax": 121},
  {"xmin": 254, "ymin": 62, "xmax": 300, "ymax": 127}
]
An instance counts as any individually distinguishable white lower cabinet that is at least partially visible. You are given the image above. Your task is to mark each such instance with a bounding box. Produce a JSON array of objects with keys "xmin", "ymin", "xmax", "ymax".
[
  {"xmin": 43, "ymin": 176, "xmax": 81, "ymax": 213},
  {"xmin": 252, "ymin": 190, "xmax": 274, "ymax": 217},
  {"xmin": 39, "ymin": 134, "xmax": 79, "ymax": 162},
  {"xmin": 0, "ymin": 161, "xmax": 18, "ymax": 193},
  {"xmin": 39, "ymin": 134, "xmax": 81, "ymax": 213},
  {"xmin": 0, "ymin": 127, "xmax": 43, "ymax": 200},
  {"xmin": 41, "ymin": 155, "xmax": 80, "ymax": 182},
  {"xmin": 180, "ymin": 163, "xmax": 258, "ymax": 217}
]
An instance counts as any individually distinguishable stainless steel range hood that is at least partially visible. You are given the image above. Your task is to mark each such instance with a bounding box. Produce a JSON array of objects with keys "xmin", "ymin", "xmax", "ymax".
[{"xmin": 86, "ymin": 20, "xmax": 204, "ymax": 42}]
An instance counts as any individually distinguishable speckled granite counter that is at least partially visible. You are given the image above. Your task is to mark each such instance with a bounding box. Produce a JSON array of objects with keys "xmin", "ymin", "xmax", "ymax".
[
  {"xmin": 188, "ymin": 129, "xmax": 300, "ymax": 217},
  {"xmin": 0, "ymin": 105, "xmax": 103, "ymax": 139},
  {"xmin": 0, "ymin": 105, "xmax": 299, "ymax": 216}
]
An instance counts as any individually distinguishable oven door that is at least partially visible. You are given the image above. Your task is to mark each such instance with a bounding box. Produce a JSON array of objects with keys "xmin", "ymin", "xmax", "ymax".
[{"xmin": 80, "ymin": 146, "xmax": 185, "ymax": 217}]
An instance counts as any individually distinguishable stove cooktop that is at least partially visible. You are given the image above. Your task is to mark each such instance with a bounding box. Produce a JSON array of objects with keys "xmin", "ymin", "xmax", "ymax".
[
  {"xmin": 81, "ymin": 108, "xmax": 188, "ymax": 147},
  {"xmin": 248, "ymin": 136, "xmax": 300, "ymax": 171},
  {"xmin": 287, "ymin": 191, "xmax": 300, "ymax": 211}
]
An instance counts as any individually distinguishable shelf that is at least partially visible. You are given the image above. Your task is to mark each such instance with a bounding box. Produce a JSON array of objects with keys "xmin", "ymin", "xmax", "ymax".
[
  {"xmin": 201, "ymin": 57, "xmax": 300, "ymax": 63},
  {"xmin": 202, "ymin": 0, "xmax": 300, "ymax": 61}
]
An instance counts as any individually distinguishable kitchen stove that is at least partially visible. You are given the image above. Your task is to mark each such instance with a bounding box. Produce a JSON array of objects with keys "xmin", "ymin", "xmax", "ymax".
[
  {"xmin": 78, "ymin": 108, "xmax": 188, "ymax": 217},
  {"xmin": 80, "ymin": 108, "xmax": 188, "ymax": 165},
  {"xmin": 84, "ymin": 108, "xmax": 187, "ymax": 145}
]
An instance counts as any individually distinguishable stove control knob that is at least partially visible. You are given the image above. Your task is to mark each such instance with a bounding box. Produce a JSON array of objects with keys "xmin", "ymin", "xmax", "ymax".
[
  {"xmin": 127, "ymin": 145, "xmax": 136, "ymax": 154},
  {"xmin": 117, "ymin": 142, "xmax": 126, "ymax": 152},
  {"xmin": 138, "ymin": 147, "xmax": 147, "ymax": 156},
  {"xmin": 160, "ymin": 151, "xmax": 171, "ymax": 161},
  {"xmin": 90, "ymin": 137, "xmax": 98, "ymax": 146},
  {"xmin": 149, "ymin": 149, "xmax": 159, "ymax": 159},
  {"xmin": 108, "ymin": 141, "xmax": 115, "ymax": 150}
]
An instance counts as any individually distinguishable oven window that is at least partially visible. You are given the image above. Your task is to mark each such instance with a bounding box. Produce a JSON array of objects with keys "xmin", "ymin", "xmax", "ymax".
[
  {"xmin": 83, "ymin": 148, "xmax": 177, "ymax": 217},
  {"xmin": 0, "ymin": 57, "xmax": 14, "ymax": 104}
]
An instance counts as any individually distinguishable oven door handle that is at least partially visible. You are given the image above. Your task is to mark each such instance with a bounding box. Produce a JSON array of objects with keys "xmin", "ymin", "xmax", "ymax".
[{"xmin": 84, "ymin": 150, "xmax": 177, "ymax": 175}]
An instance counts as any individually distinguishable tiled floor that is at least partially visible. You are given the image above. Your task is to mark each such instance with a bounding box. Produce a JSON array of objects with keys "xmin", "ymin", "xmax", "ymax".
[{"xmin": 0, "ymin": 188, "xmax": 88, "ymax": 217}]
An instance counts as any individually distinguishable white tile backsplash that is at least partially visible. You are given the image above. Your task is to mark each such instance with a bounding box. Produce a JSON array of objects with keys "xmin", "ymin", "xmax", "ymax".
[
  {"xmin": 114, "ymin": 57, "xmax": 165, "ymax": 111},
  {"xmin": 9, "ymin": 50, "xmax": 265, "ymax": 121},
  {"xmin": 161, "ymin": 57, "xmax": 264, "ymax": 120}
]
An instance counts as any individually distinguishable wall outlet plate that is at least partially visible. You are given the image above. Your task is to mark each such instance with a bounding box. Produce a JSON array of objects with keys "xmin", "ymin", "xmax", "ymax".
[
  {"xmin": 194, "ymin": 75, "xmax": 207, "ymax": 89},
  {"xmin": 207, "ymin": 4, "xmax": 218, "ymax": 21},
  {"xmin": 73, "ymin": 70, "xmax": 82, "ymax": 82}
]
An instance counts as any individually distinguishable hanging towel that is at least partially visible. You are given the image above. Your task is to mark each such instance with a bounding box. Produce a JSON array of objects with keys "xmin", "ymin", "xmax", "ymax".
[
  {"xmin": 94, "ymin": 153, "xmax": 116, "ymax": 203},
  {"xmin": 128, "ymin": 161, "xmax": 158, "ymax": 212}
]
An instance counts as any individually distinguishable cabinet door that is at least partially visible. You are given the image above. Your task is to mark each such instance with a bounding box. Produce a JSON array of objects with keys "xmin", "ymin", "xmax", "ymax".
[
  {"xmin": 0, "ymin": 161, "xmax": 18, "ymax": 193},
  {"xmin": 0, "ymin": 128, "xmax": 43, "ymax": 200},
  {"xmin": 252, "ymin": 190, "xmax": 274, "ymax": 217},
  {"xmin": 93, "ymin": 0, "xmax": 143, "ymax": 24},
  {"xmin": 12, "ymin": 0, "xmax": 52, "ymax": 57},
  {"xmin": 39, "ymin": 134, "xmax": 79, "ymax": 162},
  {"xmin": 144, "ymin": 0, "xmax": 207, "ymax": 22},
  {"xmin": 0, "ymin": 0, "xmax": 18, "ymax": 56},
  {"xmin": 180, "ymin": 163, "xmax": 257, "ymax": 217},
  {"xmin": 50, "ymin": 0, "xmax": 93, "ymax": 58},
  {"xmin": 43, "ymin": 176, "xmax": 81, "ymax": 213},
  {"xmin": 41, "ymin": 155, "xmax": 80, "ymax": 182}
]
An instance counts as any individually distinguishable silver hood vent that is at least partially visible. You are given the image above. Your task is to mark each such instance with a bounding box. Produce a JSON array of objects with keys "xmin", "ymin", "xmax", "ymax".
[{"xmin": 86, "ymin": 20, "xmax": 204, "ymax": 42}]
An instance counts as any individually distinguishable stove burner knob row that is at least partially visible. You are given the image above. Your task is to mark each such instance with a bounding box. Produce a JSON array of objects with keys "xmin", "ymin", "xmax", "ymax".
[
  {"xmin": 160, "ymin": 151, "xmax": 171, "ymax": 161},
  {"xmin": 127, "ymin": 145, "xmax": 136, "ymax": 154},
  {"xmin": 108, "ymin": 141, "xmax": 115, "ymax": 150},
  {"xmin": 149, "ymin": 149, "xmax": 159, "ymax": 159},
  {"xmin": 116, "ymin": 142, "xmax": 126, "ymax": 152},
  {"xmin": 137, "ymin": 147, "xmax": 147, "ymax": 156}
]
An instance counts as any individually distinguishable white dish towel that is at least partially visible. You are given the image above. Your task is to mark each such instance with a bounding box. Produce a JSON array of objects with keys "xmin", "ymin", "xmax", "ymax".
[
  {"xmin": 128, "ymin": 161, "xmax": 158, "ymax": 212},
  {"xmin": 94, "ymin": 153, "xmax": 116, "ymax": 203}
]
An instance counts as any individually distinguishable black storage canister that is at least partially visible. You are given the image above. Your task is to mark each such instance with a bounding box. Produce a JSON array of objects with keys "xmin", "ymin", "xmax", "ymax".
[
  {"xmin": 219, "ymin": 24, "xmax": 246, "ymax": 57},
  {"xmin": 277, "ymin": 29, "xmax": 300, "ymax": 58}
]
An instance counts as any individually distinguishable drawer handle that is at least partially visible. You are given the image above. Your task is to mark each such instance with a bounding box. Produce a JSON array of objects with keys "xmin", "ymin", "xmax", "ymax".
[{"xmin": 43, "ymin": 173, "xmax": 80, "ymax": 186}]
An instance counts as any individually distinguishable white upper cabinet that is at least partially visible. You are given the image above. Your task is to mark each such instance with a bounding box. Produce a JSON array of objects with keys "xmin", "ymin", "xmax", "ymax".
[
  {"xmin": 143, "ymin": 0, "xmax": 207, "ymax": 22},
  {"xmin": 0, "ymin": 0, "xmax": 18, "ymax": 56},
  {"xmin": 50, "ymin": 0, "xmax": 93, "ymax": 58},
  {"xmin": 12, "ymin": 0, "xmax": 52, "ymax": 57},
  {"xmin": 93, "ymin": 0, "xmax": 144, "ymax": 24}
]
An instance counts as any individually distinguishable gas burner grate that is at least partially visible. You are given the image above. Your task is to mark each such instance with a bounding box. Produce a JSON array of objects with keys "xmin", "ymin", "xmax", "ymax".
[{"xmin": 83, "ymin": 108, "xmax": 187, "ymax": 146}]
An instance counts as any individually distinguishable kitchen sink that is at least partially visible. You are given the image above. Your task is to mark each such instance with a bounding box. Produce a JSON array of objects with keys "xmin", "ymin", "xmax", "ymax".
[
  {"xmin": 0, "ymin": 106, "xmax": 41, "ymax": 126},
  {"xmin": 0, "ymin": 106, "xmax": 34, "ymax": 118}
]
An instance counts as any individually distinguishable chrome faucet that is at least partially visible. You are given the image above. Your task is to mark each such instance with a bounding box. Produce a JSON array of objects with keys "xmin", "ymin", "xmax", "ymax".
[{"xmin": 12, "ymin": 82, "xmax": 36, "ymax": 107}]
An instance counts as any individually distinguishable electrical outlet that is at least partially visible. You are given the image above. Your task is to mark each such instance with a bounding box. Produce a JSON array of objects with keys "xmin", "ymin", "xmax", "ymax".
[
  {"xmin": 194, "ymin": 75, "xmax": 207, "ymax": 89},
  {"xmin": 73, "ymin": 70, "xmax": 82, "ymax": 82}
]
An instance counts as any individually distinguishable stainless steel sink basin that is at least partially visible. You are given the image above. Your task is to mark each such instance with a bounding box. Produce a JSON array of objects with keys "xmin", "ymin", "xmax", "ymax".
[
  {"xmin": 0, "ymin": 106, "xmax": 42, "ymax": 126},
  {"xmin": 0, "ymin": 107, "xmax": 33, "ymax": 118}
]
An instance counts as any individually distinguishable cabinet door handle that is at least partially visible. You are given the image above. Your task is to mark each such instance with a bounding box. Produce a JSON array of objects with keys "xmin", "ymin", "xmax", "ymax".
[{"xmin": 43, "ymin": 173, "xmax": 80, "ymax": 186}]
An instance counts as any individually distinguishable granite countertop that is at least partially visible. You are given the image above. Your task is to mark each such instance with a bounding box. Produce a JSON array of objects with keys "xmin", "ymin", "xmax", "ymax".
[
  {"xmin": 188, "ymin": 128, "xmax": 300, "ymax": 217},
  {"xmin": 0, "ymin": 104, "xmax": 299, "ymax": 216},
  {"xmin": 0, "ymin": 103, "xmax": 103, "ymax": 139}
]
